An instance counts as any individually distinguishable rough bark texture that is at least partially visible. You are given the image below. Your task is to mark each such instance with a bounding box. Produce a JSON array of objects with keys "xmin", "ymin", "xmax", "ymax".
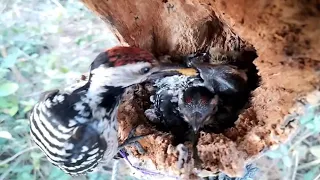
[{"xmin": 81, "ymin": 0, "xmax": 320, "ymax": 178}]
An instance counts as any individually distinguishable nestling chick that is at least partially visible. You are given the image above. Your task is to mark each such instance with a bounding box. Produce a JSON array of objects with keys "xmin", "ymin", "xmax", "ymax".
[
  {"xmin": 145, "ymin": 50, "xmax": 252, "ymax": 168},
  {"xmin": 178, "ymin": 86, "xmax": 219, "ymax": 167},
  {"xmin": 146, "ymin": 57, "xmax": 249, "ymax": 134},
  {"xmin": 178, "ymin": 86, "xmax": 219, "ymax": 133}
]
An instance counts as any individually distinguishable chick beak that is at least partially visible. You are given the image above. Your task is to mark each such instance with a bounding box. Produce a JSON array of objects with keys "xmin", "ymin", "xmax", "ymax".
[
  {"xmin": 189, "ymin": 112, "xmax": 203, "ymax": 167},
  {"xmin": 191, "ymin": 122, "xmax": 201, "ymax": 133},
  {"xmin": 189, "ymin": 112, "xmax": 203, "ymax": 133}
]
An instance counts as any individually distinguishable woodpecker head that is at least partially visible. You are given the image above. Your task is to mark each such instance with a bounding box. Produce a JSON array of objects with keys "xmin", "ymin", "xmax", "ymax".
[
  {"xmin": 178, "ymin": 86, "xmax": 219, "ymax": 132},
  {"xmin": 88, "ymin": 46, "xmax": 162, "ymax": 88}
]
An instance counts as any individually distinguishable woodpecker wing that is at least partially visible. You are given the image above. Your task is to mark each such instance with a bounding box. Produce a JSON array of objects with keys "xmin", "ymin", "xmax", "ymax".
[
  {"xmin": 155, "ymin": 91, "xmax": 183, "ymax": 127},
  {"xmin": 150, "ymin": 74, "xmax": 196, "ymax": 127},
  {"xmin": 29, "ymin": 84, "xmax": 107, "ymax": 175}
]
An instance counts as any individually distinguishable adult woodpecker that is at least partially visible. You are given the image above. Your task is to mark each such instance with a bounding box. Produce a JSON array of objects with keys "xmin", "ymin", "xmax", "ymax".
[{"xmin": 29, "ymin": 46, "xmax": 171, "ymax": 175}]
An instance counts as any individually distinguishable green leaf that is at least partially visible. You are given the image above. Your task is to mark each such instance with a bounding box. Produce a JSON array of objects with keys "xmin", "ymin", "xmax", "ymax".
[
  {"xmin": 18, "ymin": 172, "xmax": 34, "ymax": 180},
  {"xmin": 0, "ymin": 138, "xmax": 8, "ymax": 146},
  {"xmin": 59, "ymin": 67, "xmax": 69, "ymax": 73},
  {"xmin": 310, "ymin": 145, "xmax": 320, "ymax": 159},
  {"xmin": 19, "ymin": 99, "xmax": 36, "ymax": 106},
  {"xmin": 297, "ymin": 145, "xmax": 309, "ymax": 160},
  {"xmin": 22, "ymin": 106, "xmax": 33, "ymax": 113},
  {"xmin": 31, "ymin": 152, "xmax": 43, "ymax": 170},
  {"xmin": 0, "ymin": 68, "xmax": 9, "ymax": 79},
  {"xmin": 0, "ymin": 96, "xmax": 19, "ymax": 116},
  {"xmin": 13, "ymin": 125, "xmax": 28, "ymax": 133},
  {"xmin": 300, "ymin": 110, "xmax": 315, "ymax": 125},
  {"xmin": 0, "ymin": 131, "xmax": 13, "ymax": 140},
  {"xmin": 279, "ymin": 145, "xmax": 289, "ymax": 155},
  {"xmin": 0, "ymin": 163, "xmax": 9, "ymax": 169},
  {"xmin": 48, "ymin": 167, "xmax": 71, "ymax": 180},
  {"xmin": 1, "ymin": 50, "xmax": 22, "ymax": 68},
  {"xmin": 303, "ymin": 167, "xmax": 318, "ymax": 180},
  {"xmin": 305, "ymin": 122, "xmax": 315, "ymax": 130},
  {"xmin": 0, "ymin": 97, "xmax": 10, "ymax": 108},
  {"xmin": 266, "ymin": 151, "xmax": 282, "ymax": 159},
  {"xmin": 313, "ymin": 115, "xmax": 320, "ymax": 132},
  {"xmin": 20, "ymin": 99, "xmax": 36, "ymax": 113},
  {"xmin": 14, "ymin": 119, "xmax": 29, "ymax": 125},
  {"xmin": 282, "ymin": 155, "xmax": 292, "ymax": 167},
  {"xmin": 6, "ymin": 105, "xmax": 19, "ymax": 116},
  {"xmin": 0, "ymin": 82, "xmax": 19, "ymax": 97},
  {"xmin": 88, "ymin": 173, "xmax": 107, "ymax": 180},
  {"xmin": 75, "ymin": 37, "xmax": 85, "ymax": 45},
  {"xmin": 12, "ymin": 164, "xmax": 33, "ymax": 173},
  {"xmin": 30, "ymin": 151, "xmax": 43, "ymax": 159}
]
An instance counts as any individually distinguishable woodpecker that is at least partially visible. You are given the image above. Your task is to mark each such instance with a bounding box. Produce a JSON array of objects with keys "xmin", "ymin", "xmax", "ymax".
[
  {"xmin": 178, "ymin": 86, "xmax": 219, "ymax": 133},
  {"xmin": 145, "ymin": 60, "xmax": 249, "ymax": 134},
  {"xmin": 29, "ymin": 46, "xmax": 168, "ymax": 175},
  {"xmin": 185, "ymin": 51, "xmax": 253, "ymax": 133},
  {"xmin": 144, "ymin": 72, "xmax": 201, "ymax": 144},
  {"xmin": 178, "ymin": 85, "xmax": 220, "ymax": 167},
  {"xmin": 145, "ymin": 51, "xmax": 250, "ymax": 166}
]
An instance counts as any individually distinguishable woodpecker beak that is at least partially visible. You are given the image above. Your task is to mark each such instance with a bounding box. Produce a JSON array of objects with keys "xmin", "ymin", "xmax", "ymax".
[
  {"xmin": 147, "ymin": 64, "xmax": 199, "ymax": 81},
  {"xmin": 192, "ymin": 123, "xmax": 201, "ymax": 133}
]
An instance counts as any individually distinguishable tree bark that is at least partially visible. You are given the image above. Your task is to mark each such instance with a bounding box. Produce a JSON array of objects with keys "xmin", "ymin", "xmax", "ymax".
[{"xmin": 82, "ymin": 0, "xmax": 320, "ymax": 178}]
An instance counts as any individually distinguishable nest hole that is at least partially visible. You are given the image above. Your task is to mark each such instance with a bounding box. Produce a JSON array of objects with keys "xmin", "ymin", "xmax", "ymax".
[{"xmin": 136, "ymin": 48, "xmax": 260, "ymax": 146}]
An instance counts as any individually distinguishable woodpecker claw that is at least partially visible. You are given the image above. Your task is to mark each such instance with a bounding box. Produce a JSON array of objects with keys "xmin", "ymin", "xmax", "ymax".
[
  {"xmin": 144, "ymin": 109, "xmax": 161, "ymax": 123},
  {"xmin": 118, "ymin": 126, "xmax": 150, "ymax": 155},
  {"xmin": 133, "ymin": 141, "xmax": 146, "ymax": 154},
  {"xmin": 176, "ymin": 144, "xmax": 189, "ymax": 169}
]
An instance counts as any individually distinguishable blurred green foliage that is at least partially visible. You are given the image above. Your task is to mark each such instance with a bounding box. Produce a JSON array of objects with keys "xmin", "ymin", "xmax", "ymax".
[
  {"xmin": 263, "ymin": 104, "xmax": 320, "ymax": 180},
  {"xmin": 0, "ymin": 0, "xmax": 118, "ymax": 179}
]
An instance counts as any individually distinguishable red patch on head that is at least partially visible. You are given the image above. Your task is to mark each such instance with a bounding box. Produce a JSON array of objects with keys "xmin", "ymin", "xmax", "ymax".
[
  {"xmin": 106, "ymin": 46, "xmax": 155, "ymax": 67},
  {"xmin": 200, "ymin": 96, "xmax": 208, "ymax": 104},
  {"xmin": 185, "ymin": 96, "xmax": 192, "ymax": 104}
]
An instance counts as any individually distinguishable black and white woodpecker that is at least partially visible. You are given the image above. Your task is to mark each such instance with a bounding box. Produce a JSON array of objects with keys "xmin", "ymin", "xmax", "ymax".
[{"xmin": 29, "ymin": 46, "xmax": 173, "ymax": 175}]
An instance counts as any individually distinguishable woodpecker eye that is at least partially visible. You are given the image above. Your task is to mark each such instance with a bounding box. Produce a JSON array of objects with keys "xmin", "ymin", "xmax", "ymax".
[{"xmin": 139, "ymin": 67, "xmax": 151, "ymax": 74}]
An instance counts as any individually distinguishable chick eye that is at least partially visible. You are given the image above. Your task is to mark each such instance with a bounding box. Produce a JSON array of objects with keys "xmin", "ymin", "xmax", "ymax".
[{"xmin": 139, "ymin": 67, "xmax": 151, "ymax": 74}]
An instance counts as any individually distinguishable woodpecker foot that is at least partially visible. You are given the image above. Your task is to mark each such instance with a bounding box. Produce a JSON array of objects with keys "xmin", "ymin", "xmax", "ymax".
[
  {"xmin": 118, "ymin": 126, "xmax": 150, "ymax": 155},
  {"xmin": 176, "ymin": 144, "xmax": 189, "ymax": 169},
  {"xmin": 144, "ymin": 108, "xmax": 161, "ymax": 124},
  {"xmin": 113, "ymin": 149, "xmax": 128, "ymax": 159}
]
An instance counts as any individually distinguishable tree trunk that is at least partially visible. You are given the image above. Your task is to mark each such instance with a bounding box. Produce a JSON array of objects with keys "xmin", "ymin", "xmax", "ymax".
[{"xmin": 81, "ymin": 0, "xmax": 320, "ymax": 178}]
